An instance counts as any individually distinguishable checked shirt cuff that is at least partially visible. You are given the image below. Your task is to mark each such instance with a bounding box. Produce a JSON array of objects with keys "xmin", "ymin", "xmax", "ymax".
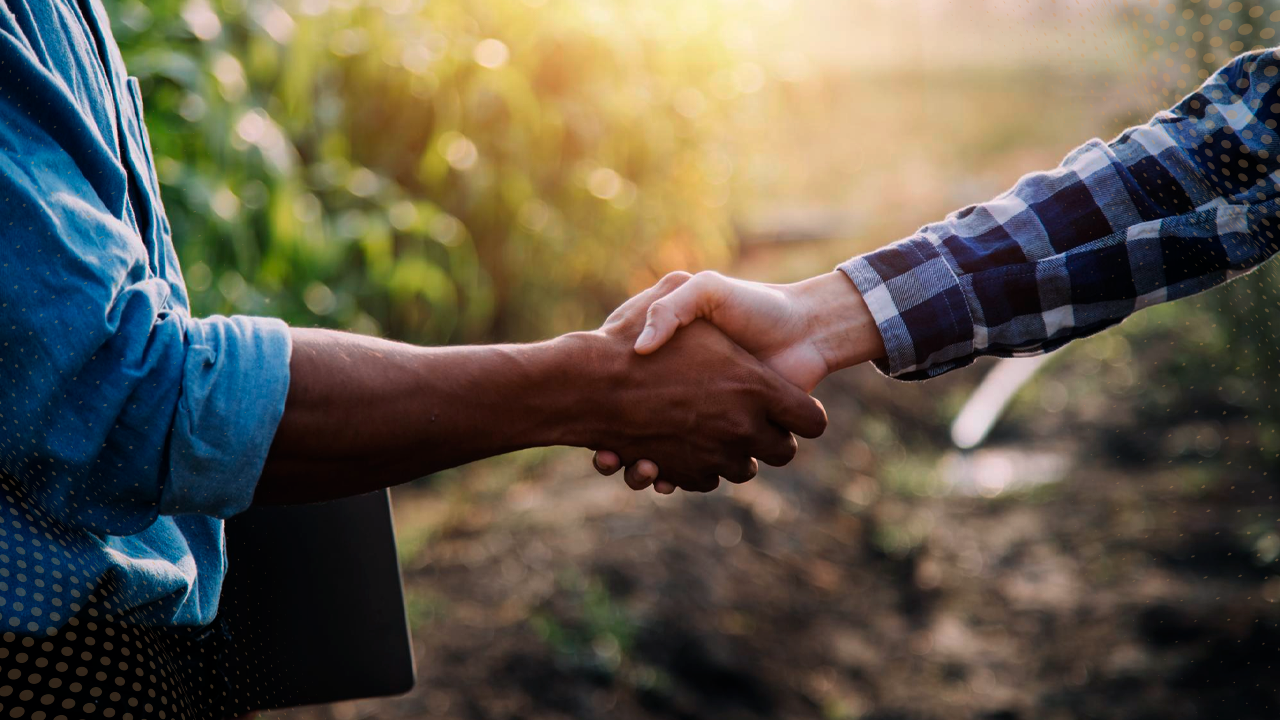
[{"xmin": 838, "ymin": 236, "xmax": 978, "ymax": 381}]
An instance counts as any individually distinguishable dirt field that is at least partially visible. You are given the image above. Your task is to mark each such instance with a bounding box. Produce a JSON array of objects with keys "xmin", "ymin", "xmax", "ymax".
[{"xmin": 268, "ymin": 335, "xmax": 1280, "ymax": 720}]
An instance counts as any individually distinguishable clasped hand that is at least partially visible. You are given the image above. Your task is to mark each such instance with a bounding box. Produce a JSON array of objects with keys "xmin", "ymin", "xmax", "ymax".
[{"xmin": 586, "ymin": 269, "xmax": 884, "ymax": 494}]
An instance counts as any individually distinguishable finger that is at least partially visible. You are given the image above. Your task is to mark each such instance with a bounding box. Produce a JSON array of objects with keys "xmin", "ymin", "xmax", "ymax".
[
  {"xmin": 634, "ymin": 272, "xmax": 727, "ymax": 354},
  {"xmin": 624, "ymin": 460, "xmax": 660, "ymax": 491},
  {"xmin": 688, "ymin": 474, "xmax": 721, "ymax": 493},
  {"xmin": 665, "ymin": 472, "xmax": 719, "ymax": 493},
  {"xmin": 654, "ymin": 479, "xmax": 676, "ymax": 495},
  {"xmin": 593, "ymin": 451, "xmax": 622, "ymax": 476},
  {"xmin": 754, "ymin": 426, "xmax": 800, "ymax": 467},
  {"xmin": 605, "ymin": 271, "xmax": 692, "ymax": 327},
  {"xmin": 720, "ymin": 457, "xmax": 759, "ymax": 484},
  {"xmin": 762, "ymin": 376, "xmax": 829, "ymax": 439},
  {"xmin": 654, "ymin": 269, "xmax": 695, "ymax": 294}
]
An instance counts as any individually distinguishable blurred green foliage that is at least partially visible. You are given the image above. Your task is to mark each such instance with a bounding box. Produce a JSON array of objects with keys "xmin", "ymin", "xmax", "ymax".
[
  {"xmin": 105, "ymin": 0, "xmax": 743, "ymax": 344},
  {"xmin": 104, "ymin": 0, "xmax": 1280, "ymax": 440}
]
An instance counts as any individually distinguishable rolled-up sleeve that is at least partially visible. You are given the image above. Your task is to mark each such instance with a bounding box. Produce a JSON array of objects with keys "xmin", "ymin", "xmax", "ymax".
[
  {"xmin": 163, "ymin": 314, "xmax": 292, "ymax": 518},
  {"xmin": 0, "ymin": 84, "xmax": 291, "ymax": 535}
]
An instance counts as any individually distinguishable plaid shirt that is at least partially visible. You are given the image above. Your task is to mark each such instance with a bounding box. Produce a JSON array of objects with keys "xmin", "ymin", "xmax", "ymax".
[{"xmin": 840, "ymin": 48, "xmax": 1280, "ymax": 381}]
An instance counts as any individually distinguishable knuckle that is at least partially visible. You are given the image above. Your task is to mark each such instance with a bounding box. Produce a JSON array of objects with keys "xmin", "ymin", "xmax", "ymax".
[
  {"xmin": 660, "ymin": 270, "xmax": 693, "ymax": 289},
  {"xmin": 646, "ymin": 300, "xmax": 671, "ymax": 320},
  {"xmin": 690, "ymin": 270, "xmax": 722, "ymax": 292}
]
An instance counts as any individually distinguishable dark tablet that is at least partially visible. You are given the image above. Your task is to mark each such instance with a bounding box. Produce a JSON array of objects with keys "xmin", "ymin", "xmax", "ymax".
[{"xmin": 217, "ymin": 490, "xmax": 417, "ymax": 711}]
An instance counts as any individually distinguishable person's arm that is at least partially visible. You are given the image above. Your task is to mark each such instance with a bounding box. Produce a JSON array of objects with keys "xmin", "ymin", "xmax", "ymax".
[
  {"xmin": 597, "ymin": 48, "xmax": 1280, "ymax": 486},
  {"xmin": 630, "ymin": 48, "xmax": 1280, "ymax": 383},
  {"xmin": 257, "ymin": 296, "xmax": 830, "ymax": 503},
  {"xmin": 0, "ymin": 72, "xmax": 823, "ymax": 532},
  {"xmin": 0, "ymin": 66, "xmax": 293, "ymax": 532}
]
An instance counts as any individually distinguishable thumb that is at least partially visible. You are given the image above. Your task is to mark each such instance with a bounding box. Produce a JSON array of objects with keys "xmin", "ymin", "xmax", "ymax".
[{"xmin": 634, "ymin": 275, "xmax": 718, "ymax": 354}]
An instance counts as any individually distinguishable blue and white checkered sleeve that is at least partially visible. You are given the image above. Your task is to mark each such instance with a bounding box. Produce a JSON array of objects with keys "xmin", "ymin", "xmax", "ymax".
[{"xmin": 840, "ymin": 48, "xmax": 1280, "ymax": 381}]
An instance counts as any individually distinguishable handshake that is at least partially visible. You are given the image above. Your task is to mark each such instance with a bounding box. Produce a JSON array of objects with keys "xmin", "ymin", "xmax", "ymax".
[
  {"xmin": 259, "ymin": 267, "xmax": 884, "ymax": 505},
  {"xmin": 576, "ymin": 269, "xmax": 885, "ymax": 495}
]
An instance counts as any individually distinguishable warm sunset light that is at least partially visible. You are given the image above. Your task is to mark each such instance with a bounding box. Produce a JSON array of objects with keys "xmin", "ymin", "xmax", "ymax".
[{"xmin": 5, "ymin": 0, "xmax": 1280, "ymax": 718}]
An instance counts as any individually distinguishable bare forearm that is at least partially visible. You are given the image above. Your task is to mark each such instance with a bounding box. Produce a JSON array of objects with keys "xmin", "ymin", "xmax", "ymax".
[{"xmin": 255, "ymin": 327, "xmax": 600, "ymax": 504}]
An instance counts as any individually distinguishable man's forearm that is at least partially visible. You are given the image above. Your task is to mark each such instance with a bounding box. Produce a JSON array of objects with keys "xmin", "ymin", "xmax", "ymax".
[{"xmin": 254, "ymin": 327, "xmax": 601, "ymax": 504}]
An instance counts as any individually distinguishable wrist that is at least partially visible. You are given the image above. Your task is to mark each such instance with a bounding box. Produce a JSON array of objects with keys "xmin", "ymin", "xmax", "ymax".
[
  {"xmin": 793, "ymin": 271, "xmax": 886, "ymax": 374},
  {"xmin": 533, "ymin": 330, "xmax": 624, "ymax": 450}
]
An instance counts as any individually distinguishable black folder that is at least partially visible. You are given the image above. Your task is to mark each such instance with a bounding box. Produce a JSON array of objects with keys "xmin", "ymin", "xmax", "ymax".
[{"xmin": 217, "ymin": 490, "xmax": 417, "ymax": 711}]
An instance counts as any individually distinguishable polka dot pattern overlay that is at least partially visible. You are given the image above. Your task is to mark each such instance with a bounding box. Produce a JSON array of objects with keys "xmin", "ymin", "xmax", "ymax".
[
  {"xmin": 0, "ymin": 478, "xmax": 263, "ymax": 719},
  {"xmin": 0, "ymin": 596, "xmax": 236, "ymax": 719}
]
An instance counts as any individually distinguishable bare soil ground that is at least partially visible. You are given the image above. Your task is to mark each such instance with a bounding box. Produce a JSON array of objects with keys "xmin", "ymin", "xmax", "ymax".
[{"xmin": 268, "ymin": 353, "xmax": 1280, "ymax": 720}]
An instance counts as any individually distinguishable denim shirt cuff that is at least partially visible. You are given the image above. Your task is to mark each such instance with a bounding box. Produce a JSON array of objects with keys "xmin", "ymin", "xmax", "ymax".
[{"xmin": 161, "ymin": 315, "xmax": 292, "ymax": 517}]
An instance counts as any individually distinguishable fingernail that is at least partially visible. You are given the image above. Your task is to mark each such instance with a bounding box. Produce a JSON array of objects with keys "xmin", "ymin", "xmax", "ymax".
[{"xmin": 634, "ymin": 327, "xmax": 654, "ymax": 350}]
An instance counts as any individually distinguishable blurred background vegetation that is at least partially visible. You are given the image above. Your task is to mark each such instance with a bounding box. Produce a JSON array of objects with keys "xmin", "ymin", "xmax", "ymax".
[
  {"xmin": 107, "ymin": 0, "xmax": 745, "ymax": 344},
  {"xmin": 101, "ymin": 0, "xmax": 1280, "ymax": 718}
]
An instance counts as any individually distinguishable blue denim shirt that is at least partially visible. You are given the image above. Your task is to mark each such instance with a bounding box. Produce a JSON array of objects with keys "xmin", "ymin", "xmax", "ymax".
[{"xmin": 0, "ymin": 0, "xmax": 292, "ymax": 631}]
